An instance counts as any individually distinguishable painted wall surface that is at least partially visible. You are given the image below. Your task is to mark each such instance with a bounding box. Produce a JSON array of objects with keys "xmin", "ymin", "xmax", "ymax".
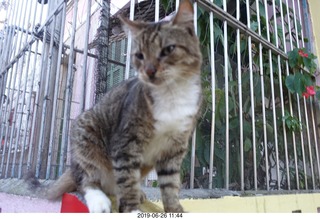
[
  {"xmin": 154, "ymin": 193, "xmax": 320, "ymax": 213},
  {"xmin": 308, "ymin": 0, "xmax": 320, "ymax": 66}
]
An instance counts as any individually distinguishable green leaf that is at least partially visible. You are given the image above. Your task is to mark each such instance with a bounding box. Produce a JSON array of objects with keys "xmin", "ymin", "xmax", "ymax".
[
  {"xmin": 229, "ymin": 117, "xmax": 239, "ymax": 130},
  {"xmin": 266, "ymin": 122, "xmax": 273, "ymax": 136},
  {"xmin": 303, "ymin": 56, "xmax": 312, "ymax": 71},
  {"xmin": 259, "ymin": 1, "xmax": 266, "ymax": 18},
  {"xmin": 285, "ymin": 74, "xmax": 295, "ymax": 93},
  {"xmin": 288, "ymin": 48, "xmax": 298, "ymax": 69},
  {"xmin": 293, "ymin": 72, "xmax": 304, "ymax": 96},
  {"xmin": 244, "ymin": 138, "xmax": 252, "ymax": 152},
  {"xmin": 251, "ymin": 21, "xmax": 259, "ymax": 32}
]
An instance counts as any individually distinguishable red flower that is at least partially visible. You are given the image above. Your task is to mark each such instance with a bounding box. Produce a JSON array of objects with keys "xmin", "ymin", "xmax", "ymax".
[
  {"xmin": 298, "ymin": 49, "xmax": 308, "ymax": 58},
  {"xmin": 302, "ymin": 86, "xmax": 316, "ymax": 98}
]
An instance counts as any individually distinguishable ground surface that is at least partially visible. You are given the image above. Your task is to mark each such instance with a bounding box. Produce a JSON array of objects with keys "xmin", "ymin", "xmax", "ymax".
[
  {"xmin": 0, "ymin": 178, "xmax": 240, "ymax": 213},
  {"xmin": 0, "ymin": 192, "xmax": 61, "ymax": 213}
]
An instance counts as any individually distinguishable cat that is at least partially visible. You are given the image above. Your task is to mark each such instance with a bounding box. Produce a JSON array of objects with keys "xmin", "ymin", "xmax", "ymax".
[{"xmin": 42, "ymin": 0, "xmax": 202, "ymax": 213}]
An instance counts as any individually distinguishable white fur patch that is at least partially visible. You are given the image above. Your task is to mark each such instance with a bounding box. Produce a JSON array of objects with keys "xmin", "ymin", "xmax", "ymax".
[
  {"xmin": 84, "ymin": 188, "xmax": 112, "ymax": 213},
  {"xmin": 151, "ymin": 76, "xmax": 200, "ymax": 134},
  {"xmin": 143, "ymin": 76, "xmax": 201, "ymax": 165}
]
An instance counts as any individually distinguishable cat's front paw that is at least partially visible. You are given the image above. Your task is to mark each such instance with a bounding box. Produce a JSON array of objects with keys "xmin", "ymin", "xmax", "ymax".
[
  {"xmin": 84, "ymin": 188, "xmax": 112, "ymax": 213},
  {"xmin": 164, "ymin": 204, "xmax": 184, "ymax": 213}
]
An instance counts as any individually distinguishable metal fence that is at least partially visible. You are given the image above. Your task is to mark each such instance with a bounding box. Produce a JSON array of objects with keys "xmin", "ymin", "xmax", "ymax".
[{"xmin": 0, "ymin": 0, "xmax": 319, "ymax": 193}]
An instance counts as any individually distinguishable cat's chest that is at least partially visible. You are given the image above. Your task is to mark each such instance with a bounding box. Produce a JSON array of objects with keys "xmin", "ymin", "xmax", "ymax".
[
  {"xmin": 152, "ymin": 99, "xmax": 196, "ymax": 134},
  {"xmin": 143, "ymin": 81, "xmax": 201, "ymax": 165},
  {"xmin": 151, "ymin": 81, "xmax": 201, "ymax": 134}
]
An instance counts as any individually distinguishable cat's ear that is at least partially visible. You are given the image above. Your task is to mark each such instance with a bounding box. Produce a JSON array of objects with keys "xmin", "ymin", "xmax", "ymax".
[
  {"xmin": 172, "ymin": 0, "xmax": 194, "ymax": 29},
  {"xmin": 118, "ymin": 15, "xmax": 145, "ymax": 36}
]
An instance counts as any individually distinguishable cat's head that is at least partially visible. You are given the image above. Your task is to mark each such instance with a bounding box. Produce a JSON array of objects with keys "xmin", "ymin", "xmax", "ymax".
[{"xmin": 119, "ymin": 0, "xmax": 202, "ymax": 87}]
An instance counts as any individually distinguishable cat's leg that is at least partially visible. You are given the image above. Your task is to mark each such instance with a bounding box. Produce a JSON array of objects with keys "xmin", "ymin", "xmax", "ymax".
[
  {"xmin": 140, "ymin": 190, "xmax": 147, "ymax": 203},
  {"xmin": 112, "ymin": 152, "xmax": 143, "ymax": 212},
  {"xmin": 155, "ymin": 148, "xmax": 186, "ymax": 212},
  {"xmin": 70, "ymin": 113, "xmax": 114, "ymax": 213},
  {"xmin": 78, "ymin": 170, "xmax": 112, "ymax": 213},
  {"xmin": 72, "ymin": 162, "xmax": 113, "ymax": 212}
]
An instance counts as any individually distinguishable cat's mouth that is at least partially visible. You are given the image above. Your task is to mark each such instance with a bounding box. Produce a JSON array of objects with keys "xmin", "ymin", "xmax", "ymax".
[
  {"xmin": 145, "ymin": 76, "xmax": 162, "ymax": 86},
  {"xmin": 139, "ymin": 73, "xmax": 164, "ymax": 86}
]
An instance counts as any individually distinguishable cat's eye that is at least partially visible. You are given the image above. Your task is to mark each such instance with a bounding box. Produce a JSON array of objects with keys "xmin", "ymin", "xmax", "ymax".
[
  {"xmin": 160, "ymin": 45, "xmax": 176, "ymax": 58},
  {"xmin": 135, "ymin": 52, "xmax": 144, "ymax": 60}
]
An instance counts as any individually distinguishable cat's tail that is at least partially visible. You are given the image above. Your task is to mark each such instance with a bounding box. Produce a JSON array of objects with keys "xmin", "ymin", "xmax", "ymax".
[
  {"xmin": 24, "ymin": 169, "xmax": 77, "ymax": 201},
  {"xmin": 46, "ymin": 169, "xmax": 77, "ymax": 200}
]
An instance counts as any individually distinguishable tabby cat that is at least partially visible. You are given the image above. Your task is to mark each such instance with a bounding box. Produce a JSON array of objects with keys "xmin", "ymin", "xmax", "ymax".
[{"xmin": 45, "ymin": 0, "xmax": 202, "ymax": 213}]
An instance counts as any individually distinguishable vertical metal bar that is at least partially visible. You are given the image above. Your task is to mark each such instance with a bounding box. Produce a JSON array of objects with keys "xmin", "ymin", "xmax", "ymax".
[
  {"xmin": 295, "ymin": 0, "xmax": 304, "ymax": 47},
  {"xmin": 208, "ymin": 0, "xmax": 216, "ymax": 190},
  {"xmin": 310, "ymin": 98, "xmax": 320, "ymax": 185},
  {"xmin": 0, "ymin": 67, "xmax": 13, "ymax": 176},
  {"xmin": 35, "ymin": 16, "xmax": 57, "ymax": 178},
  {"xmin": 2, "ymin": 0, "xmax": 21, "ymax": 68},
  {"xmin": 222, "ymin": 0, "xmax": 229, "ymax": 190},
  {"xmin": 236, "ymin": 1, "xmax": 244, "ymax": 191},
  {"xmin": 155, "ymin": 0, "xmax": 160, "ymax": 22},
  {"xmin": 175, "ymin": 0, "xmax": 180, "ymax": 11},
  {"xmin": 0, "ymin": 0, "xmax": 21, "ymax": 172},
  {"xmin": 4, "ymin": 60, "xmax": 23, "ymax": 178},
  {"xmin": 0, "ymin": 26, "xmax": 14, "ymax": 72},
  {"xmin": 263, "ymin": 0, "xmax": 280, "ymax": 190},
  {"xmin": 0, "ymin": 75, "xmax": 4, "ymax": 106},
  {"xmin": 17, "ymin": 0, "xmax": 40, "ymax": 179},
  {"xmin": 23, "ymin": 0, "xmax": 34, "ymax": 46},
  {"xmin": 26, "ymin": 41, "xmax": 42, "ymax": 173},
  {"xmin": 292, "ymin": 0, "xmax": 315, "ymax": 189},
  {"xmin": 272, "ymin": 0, "xmax": 291, "ymax": 190},
  {"xmin": 296, "ymin": 0, "xmax": 320, "ymax": 188},
  {"xmin": 190, "ymin": 129, "xmax": 196, "ymax": 189},
  {"xmin": 38, "ymin": 0, "xmax": 47, "ymax": 26},
  {"xmin": 302, "ymin": 90, "xmax": 315, "ymax": 189},
  {"xmin": 29, "ymin": 22, "xmax": 49, "ymax": 177},
  {"xmin": 0, "ymin": 0, "xmax": 11, "ymax": 58},
  {"xmin": 0, "ymin": 69, "xmax": 13, "ymax": 177},
  {"xmin": 0, "ymin": 75, "xmax": 3, "ymax": 98},
  {"xmin": 46, "ymin": 2, "xmax": 67, "ymax": 179},
  {"xmin": 285, "ymin": 0, "xmax": 307, "ymax": 190},
  {"xmin": 4, "ymin": 0, "xmax": 31, "ymax": 176},
  {"xmin": 24, "ymin": 0, "xmax": 50, "ymax": 175},
  {"xmin": 15, "ymin": 0, "xmax": 28, "ymax": 54},
  {"xmin": 11, "ymin": 54, "xmax": 29, "ymax": 177},
  {"xmin": 124, "ymin": 0, "xmax": 135, "ymax": 79},
  {"xmin": 247, "ymin": 0, "xmax": 257, "ymax": 191},
  {"xmin": 256, "ymin": 0, "xmax": 269, "ymax": 191},
  {"xmin": 18, "ymin": 50, "xmax": 39, "ymax": 178},
  {"xmin": 10, "ymin": 0, "xmax": 36, "ymax": 178},
  {"xmin": 58, "ymin": 0, "xmax": 79, "ymax": 176},
  {"xmin": 19, "ymin": 1, "xmax": 35, "ymax": 51},
  {"xmin": 236, "ymin": 0, "xmax": 245, "ymax": 192},
  {"xmin": 189, "ymin": 1, "xmax": 198, "ymax": 189},
  {"xmin": 80, "ymin": 0, "xmax": 91, "ymax": 112},
  {"xmin": 0, "ymin": 70, "xmax": 9, "ymax": 162},
  {"xmin": 280, "ymin": 0, "xmax": 299, "ymax": 190},
  {"xmin": 10, "ymin": 0, "xmax": 26, "ymax": 60}
]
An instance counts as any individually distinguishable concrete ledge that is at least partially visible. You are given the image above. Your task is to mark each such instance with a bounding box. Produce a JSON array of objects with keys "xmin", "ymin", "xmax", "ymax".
[
  {"xmin": 153, "ymin": 193, "xmax": 320, "ymax": 213},
  {"xmin": 1, "ymin": 179, "xmax": 320, "ymax": 213}
]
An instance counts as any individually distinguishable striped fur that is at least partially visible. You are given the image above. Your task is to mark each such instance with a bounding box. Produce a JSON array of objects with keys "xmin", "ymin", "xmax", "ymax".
[{"xmin": 46, "ymin": 0, "xmax": 202, "ymax": 213}]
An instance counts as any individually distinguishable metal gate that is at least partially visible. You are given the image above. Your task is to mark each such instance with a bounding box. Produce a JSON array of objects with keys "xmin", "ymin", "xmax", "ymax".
[{"xmin": 0, "ymin": 0, "xmax": 319, "ymax": 193}]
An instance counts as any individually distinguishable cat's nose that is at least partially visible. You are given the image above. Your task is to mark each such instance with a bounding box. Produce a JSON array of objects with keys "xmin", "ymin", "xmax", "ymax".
[{"xmin": 145, "ymin": 65, "xmax": 157, "ymax": 78}]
